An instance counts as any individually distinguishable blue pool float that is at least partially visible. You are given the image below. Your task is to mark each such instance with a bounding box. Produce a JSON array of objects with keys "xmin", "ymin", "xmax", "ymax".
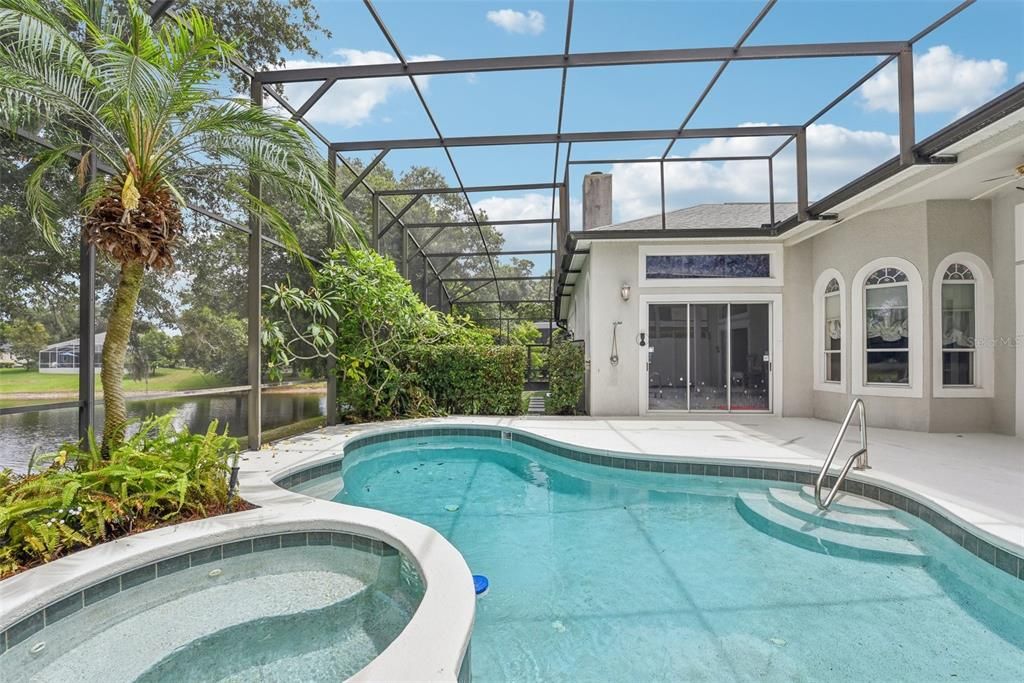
[{"xmin": 473, "ymin": 574, "xmax": 489, "ymax": 596}]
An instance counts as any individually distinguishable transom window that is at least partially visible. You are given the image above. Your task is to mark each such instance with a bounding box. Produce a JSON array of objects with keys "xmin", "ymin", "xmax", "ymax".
[
  {"xmin": 864, "ymin": 268, "xmax": 909, "ymax": 385},
  {"xmin": 865, "ymin": 268, "xmax": 908, "ymax": 285},
  {"xmin": 823, "ymin": 278, "xmax": 841, "ymax": 383},
  {"xmin": 941, "ymin": 263, "xmax": 976, "ymax": 386},
  {"xmin": 645, "ymin": 253, "xmax": 771, "ymax": 280}
]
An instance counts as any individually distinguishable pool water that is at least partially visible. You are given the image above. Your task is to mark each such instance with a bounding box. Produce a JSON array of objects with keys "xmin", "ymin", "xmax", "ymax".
[
  {"xmin": 4, "ymin": 541, "xmax": 423, "ymax": 682},
  {"xmin": 311, "ymin": 435, "xmax": 1024, "ymax": 682}
]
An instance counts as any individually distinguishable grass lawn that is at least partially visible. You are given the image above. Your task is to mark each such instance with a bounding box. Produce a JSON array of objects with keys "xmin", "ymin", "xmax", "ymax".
[{"xmin": 0, "ymin": 367, "xmax": 227, "ymax": 396}]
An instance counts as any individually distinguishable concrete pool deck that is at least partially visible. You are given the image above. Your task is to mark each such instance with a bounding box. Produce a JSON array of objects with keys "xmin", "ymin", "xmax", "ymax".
[{"xmin": 245, "ymin": 415, "xmax": 1024, "ymax": 556}]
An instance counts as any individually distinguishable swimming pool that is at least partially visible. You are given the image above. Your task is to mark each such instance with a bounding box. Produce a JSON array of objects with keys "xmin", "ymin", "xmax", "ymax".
[
  {"xmin": 1, "ymin": 532, "xmax": 423, "ymax": 682},
  {"xmin": 290, "ymin": 430, "xmax": 1024, "ymax": 682}
]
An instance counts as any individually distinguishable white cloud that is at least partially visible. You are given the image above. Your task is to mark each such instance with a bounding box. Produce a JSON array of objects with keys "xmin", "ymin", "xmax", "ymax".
[
  {"xmin": 1017, "ymin": 71, "xmax": 1024, "ymax": 85},
  {"xmin": 476, "ymin": 192, "xmax": 551, "ymax": 221},
  {"xmin": 271, "ymin": 49, "xmax": 442, "ymax": 127},
  {"xmin": 486, "ymin": 9, "xmax": 545, "ymax": 35},
  {"xmin": 860, "ymin": 45, "xmax": 1008, "ymax": 117},
  {"xmin": 476, "ymin": 192, "xmax": 580, "ymax": 249},
  {"xmin": 605, "ymin": 123, "xmax": 899, "ymax": 223}
]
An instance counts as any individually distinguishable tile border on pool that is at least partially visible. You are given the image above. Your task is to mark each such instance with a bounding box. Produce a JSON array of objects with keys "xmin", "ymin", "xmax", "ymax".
[
  {"xmin": 277, "ymin": 424, "xmax": 1024, "ymax": 583},
  {"xmin": 0, "ymin": 531, "xmax": 398, "ymax": 656}
]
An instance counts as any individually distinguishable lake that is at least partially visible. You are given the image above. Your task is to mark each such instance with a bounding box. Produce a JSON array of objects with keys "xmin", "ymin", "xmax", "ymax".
[{"xmin": 0, "ymin": 391, "xmax": 326, "ymax": 472}]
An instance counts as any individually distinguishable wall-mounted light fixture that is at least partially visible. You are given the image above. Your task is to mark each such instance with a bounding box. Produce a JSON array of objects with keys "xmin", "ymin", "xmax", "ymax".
[{"xmin": 620, "ymin": 283, "xmax": 631, "ymax": 302}]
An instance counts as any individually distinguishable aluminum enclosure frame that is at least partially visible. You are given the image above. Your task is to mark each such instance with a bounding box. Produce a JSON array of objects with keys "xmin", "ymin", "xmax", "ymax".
[
  {"xmin": 255, "ymin": 0, "xmax": 974, "ymax": 326},
  {"xmin": 6, "ymin": 0, "xmax": 983, "ymax": 452}
]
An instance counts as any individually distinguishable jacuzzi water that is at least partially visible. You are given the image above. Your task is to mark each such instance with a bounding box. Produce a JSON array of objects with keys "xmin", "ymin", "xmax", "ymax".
[
  {"xmin": 4, "ymin": 541, "xmax": 423, "ymax": 682},
  {"xmin": 296, "ymin": 434, "xmax": 1024, "ymax": 682}
]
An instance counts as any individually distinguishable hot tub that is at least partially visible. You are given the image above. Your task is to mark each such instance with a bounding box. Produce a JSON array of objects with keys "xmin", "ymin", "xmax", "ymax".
[{"xmin": 1, "ymin": 530, "xmax": 423, "ymax": 682}]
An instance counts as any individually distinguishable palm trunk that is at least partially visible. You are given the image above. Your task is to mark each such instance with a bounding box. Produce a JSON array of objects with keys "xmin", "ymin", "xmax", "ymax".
[{"xmin": 101, "ymin": 260, "xmax": 145, "ymax": 454}]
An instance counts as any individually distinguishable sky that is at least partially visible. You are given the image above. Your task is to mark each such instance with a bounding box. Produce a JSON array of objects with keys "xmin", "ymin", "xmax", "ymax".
[{"xmin": 266, "ymin": 0, "xmax": 1024, "ymax": 263}]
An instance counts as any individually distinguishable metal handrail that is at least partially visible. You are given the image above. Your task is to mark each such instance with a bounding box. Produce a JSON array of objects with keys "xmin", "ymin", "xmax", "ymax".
[{"xmin": 814, "ymin": 398, "xmax": 869, "ymax": 510}]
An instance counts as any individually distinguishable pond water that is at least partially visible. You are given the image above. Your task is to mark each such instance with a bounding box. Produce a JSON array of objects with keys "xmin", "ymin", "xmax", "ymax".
[{"xmin": 0, "ymin": 392, "xmax": 325, "ymax": 472}]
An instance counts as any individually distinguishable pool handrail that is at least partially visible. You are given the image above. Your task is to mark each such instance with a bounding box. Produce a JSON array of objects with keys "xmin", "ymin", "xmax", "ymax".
[{"xmin": 815, "ymin": 397, "xmax": 869, "ymax": 510}]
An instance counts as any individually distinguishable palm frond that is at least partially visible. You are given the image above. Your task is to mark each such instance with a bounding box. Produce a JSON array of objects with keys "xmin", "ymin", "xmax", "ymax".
[
  {"xmin": 1, "ymin": 0, "xmax": 363, "ymax": 263},
  {"xmin": 25, "ymin": 142, "xmax": 81, "ymax": 251}
]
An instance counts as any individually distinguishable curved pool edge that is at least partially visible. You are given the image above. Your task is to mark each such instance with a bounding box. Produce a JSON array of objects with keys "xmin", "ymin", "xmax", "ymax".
[
  {"xmin": 237, "ymin": 465, "xmax": 475, "ymax": 683},
  {"xmin": 265, "ymin": 420, "xmax": 1023, "ymax": 581},
  {"xmin": 0, "ymin": 500, "xmax": 475, "ymax": 683}
]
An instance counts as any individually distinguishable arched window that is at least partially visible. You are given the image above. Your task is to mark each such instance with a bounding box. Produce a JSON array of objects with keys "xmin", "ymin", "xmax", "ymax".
[
  {"xmin": 864, "ymin": 267, "xmax": 910, "ymax": 385},
  {"xmin": 824, "ymin": 278, "xmax": 841, "ymax": 383},
  {"xmin": 939, "ymin": 263, "xmax": 976, "ymax": 386},
  {"xmin": 814, "ymin": 269, "xmax": 846, "ymax": 393}
]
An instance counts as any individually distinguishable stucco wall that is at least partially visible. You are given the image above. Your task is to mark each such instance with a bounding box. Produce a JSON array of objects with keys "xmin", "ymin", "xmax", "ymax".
[
  {"xmin": 809, "ymin": 202, "xmax": 931, "ymax": 430},
  {"xmin": 579, "ymin": 240, "xmax": 786, "ymax": 416},
  {"xmin": 807, "ymin": 199, "xmax": 1002, "ymax": 433},
  {"xmin": 585, "ymin": 241, "xmax": 641, "ymax": 415},
  {"xmin": 990, "ymin": 192, "xmax": 1022, "ymax": 436},
  {"xmin": 781, "ymin": 239, "xmax": 813, "ymax": 417},
  {"xmin": 565, "ymin": 198, "xmax": 1016, "ymax": 433}
]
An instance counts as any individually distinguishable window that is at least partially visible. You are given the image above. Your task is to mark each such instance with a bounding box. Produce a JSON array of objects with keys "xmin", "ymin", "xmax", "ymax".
[
  {"xmin": 864, "ymin": 268, "xmax": 909, "ymax": 385},
  {"xmin": 824, "ymin": 278, "xmax": 841, "ymax": 383},
  {"xmin": 814, "ymin": 270, "xmax": 845, "ymax": 392},
  {"xmin": 645, "ymin": 253, "xmax": 771, "ymax": 280},
  {"xmin": 940, "ymin": 263, "xmax": 976, "ymax": 387}
]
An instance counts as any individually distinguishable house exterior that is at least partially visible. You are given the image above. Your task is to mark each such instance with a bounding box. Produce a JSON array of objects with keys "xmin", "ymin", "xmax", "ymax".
[
  {"xmin": 556, "ymin": 89, "xmax": 1024, "ymax": 436},
  {"xmin": 38, "ymin": 332, "xmax": 105, "ymax": 373}
]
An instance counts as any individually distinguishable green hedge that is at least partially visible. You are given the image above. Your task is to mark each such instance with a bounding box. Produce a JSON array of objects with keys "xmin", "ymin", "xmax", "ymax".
[
  {"xmin": 414, "ymin": 345, "xmax": 526, "ymax": 415},
  {"xmin": 546, "ymin": 333, "xmax": 585, "ymax": 415}
]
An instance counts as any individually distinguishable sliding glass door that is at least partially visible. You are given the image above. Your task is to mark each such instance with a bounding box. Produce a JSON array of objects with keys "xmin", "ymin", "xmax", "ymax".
[{"xmin": 647, "ymin": 302, "xmax": 771, "ymax": 412}]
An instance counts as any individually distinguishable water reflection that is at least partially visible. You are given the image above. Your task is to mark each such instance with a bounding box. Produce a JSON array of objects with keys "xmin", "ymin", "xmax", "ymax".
[{"xmin": 0, "ymin": 391, "xmax": 325, "ymax": 472}]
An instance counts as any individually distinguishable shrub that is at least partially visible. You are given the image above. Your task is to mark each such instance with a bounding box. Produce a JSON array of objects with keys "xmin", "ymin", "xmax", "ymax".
[
  {"xmin": 546, "ymin": 332, "xmax": 585, "ymax": 415},
  {"xmin": 264, "ymin": 247, "xmax": 492, "ymax": 420},
  {"xmin": 414, "ymin": 345, "xmax": 526, "ymax": 415},
  {"xmin": 0, "ymin": 414, "xmax": 240, "ymax": 578}
]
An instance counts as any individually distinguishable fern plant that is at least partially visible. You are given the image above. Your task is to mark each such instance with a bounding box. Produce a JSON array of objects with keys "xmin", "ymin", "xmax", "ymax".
[{"xmin": 0, "ymin": 414, "xmax": 239, "ymax": 578}]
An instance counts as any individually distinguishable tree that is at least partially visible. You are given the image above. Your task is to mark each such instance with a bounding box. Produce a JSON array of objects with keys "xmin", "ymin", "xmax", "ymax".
[
  {"xmin": 7, "ymin": 319, "xmax": 50, "ymax": 371},
  {"xmin": 127, "ymin": 325, "xmax": 174, "ymax": 380},
  {"xmin": 336, "ymin": 160, "xmax": 550, "ymax": 326},
  {"xmin": 178, "ymin": 306, "xmax": 247, "ymax": 383},
  {"xmin": 505, "ymin": 321, "xmax": 541, "ymax": 346},
  {"xmin": 0, "ymin": 0, "xmax": 333, "ymax": 337},
  {"xmin": 187, "ymin": 0, "xmax": 330, "ymax": 90},
  {"xmin": 0, "ymin": 0, "xmax": 360, "ymax": 451}
]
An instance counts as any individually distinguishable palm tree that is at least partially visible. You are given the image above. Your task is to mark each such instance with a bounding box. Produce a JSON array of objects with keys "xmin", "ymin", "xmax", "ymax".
[{"xmin": 0, "ymin": 0, "xmax": 361, "ymax": 452}]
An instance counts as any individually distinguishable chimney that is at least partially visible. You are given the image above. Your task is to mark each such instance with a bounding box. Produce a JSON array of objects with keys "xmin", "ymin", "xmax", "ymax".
[{"xmin": 582, "ymin": 172, "xmax": 612, "ymax": 230}]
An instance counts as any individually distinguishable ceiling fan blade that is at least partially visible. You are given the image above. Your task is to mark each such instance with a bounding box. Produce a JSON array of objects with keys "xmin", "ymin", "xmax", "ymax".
[
  {"xmin": 971, "ymin": 176, "xmax": 1022, "ymax": 201},
  {"xmin": 980, "ymin": 174, "xmax": 1013, "ymax": 183}
]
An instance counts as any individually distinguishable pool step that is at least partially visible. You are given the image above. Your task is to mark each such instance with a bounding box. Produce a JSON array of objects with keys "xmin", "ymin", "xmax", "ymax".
[
  {"xmin": 767, "ymin": 487, "xmax": 913, "ymax": 538},
  {"xmin": 527, "ymin": 395, "xmax": 547, "ymax": 415},
  {"xmin": 736, "ymin": 491, "xmax": 926, "ymax": 565},
  {"xmin": 797, "ymin": 484, "xmax": 892, "ymax": 514}
]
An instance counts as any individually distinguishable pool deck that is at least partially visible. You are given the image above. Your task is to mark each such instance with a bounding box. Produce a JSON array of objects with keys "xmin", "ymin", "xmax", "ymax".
[{"xmin": 247, "ymin": 415, "xmax": 1024, "ymax": 556}]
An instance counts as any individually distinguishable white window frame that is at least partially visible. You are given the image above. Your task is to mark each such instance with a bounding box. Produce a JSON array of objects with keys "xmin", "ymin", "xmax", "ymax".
[
  {"xmin": 813, "ymin": 269, "xmax": 846, "ymax": 393},
  {"xmin": 637, "ymin": 292, "xmax": 783, "ymax": 416},
  {"xmin": 638, "ymin": 243, "xmax": 784, "ymax": 288},
  {"xmin": 851, "ymin": 257, "xmax": 923, "ymax": 398},
  {"xmin": 931, "ymin": 252, "xmax": 994, "ymax": 398}
]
